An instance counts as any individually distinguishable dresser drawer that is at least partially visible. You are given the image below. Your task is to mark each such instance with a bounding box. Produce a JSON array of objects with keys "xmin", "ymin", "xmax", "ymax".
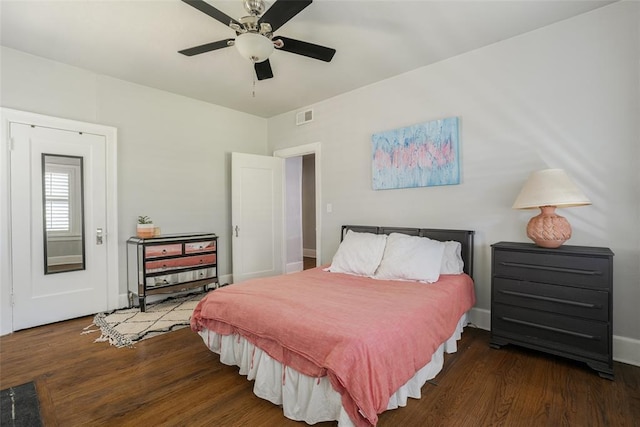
[
  {"xmin": 145, "ymin": 254, "xmax": 217, "ymax": 272},
  {"xmin": 185, "ymin": 240, "xmax": 216, "ymax": 254},
  {"xmin": 492, "ymin": 304, "xmax": 609, "ymax": 361},
  {"xmin": 146, "ymin": 273, "xmax": 179, "ymax": 287},
  {"xmin": 193, "ymin": 267, "xmax": 217, "ymax": 281},
  {"xmin": 494, "ymin": 249, "xmax": 610, "ymax": 290},
  {"xmin": 145, "ymin": 243, "xmax": 182, "ymax": 258},
  {"xmin": 493, "ymin": 277, "xmax": 608, "ymax": 321}
]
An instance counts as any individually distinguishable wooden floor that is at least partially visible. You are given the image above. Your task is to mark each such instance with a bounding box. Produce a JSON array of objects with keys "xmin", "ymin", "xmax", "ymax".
[
  {"xmin": 303, "ymin": 257, "xmax": 316, "ymax": 270},
  {"xmin": 1, "ymin": 318, "xmax": 638, "ymax": 426}
]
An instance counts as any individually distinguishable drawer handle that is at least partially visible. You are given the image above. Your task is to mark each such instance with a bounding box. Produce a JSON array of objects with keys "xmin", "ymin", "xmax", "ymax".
[
  {"xmin": 162, "ymin": 249, "xmax": 167, "ymax": 254},
  {"xmin": 500, "ymin": 316, "xmax": 599, "ymax": 340},
  {"xmin": 500, "ymin": 261, "xmax": 602, "ymax": 276},
  {"xmin": 498, "ymin": 290, "xmax": 601, "ymax": 309}
]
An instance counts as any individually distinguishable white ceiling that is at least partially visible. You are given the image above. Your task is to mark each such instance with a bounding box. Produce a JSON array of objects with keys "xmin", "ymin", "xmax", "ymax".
[{"xmin": 1, "ymin": 0, "xmax": 615, "ymax": 118}]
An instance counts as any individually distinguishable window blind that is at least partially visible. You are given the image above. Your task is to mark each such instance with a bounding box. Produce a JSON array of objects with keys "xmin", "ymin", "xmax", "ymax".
[{"xmin": 44, "ymin": 171, "xmax": 70, "ymax": 231}]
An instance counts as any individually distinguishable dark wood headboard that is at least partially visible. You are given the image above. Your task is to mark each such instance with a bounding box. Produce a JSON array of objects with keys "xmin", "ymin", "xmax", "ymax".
[{"xmin": 341, "ymin": 225, "xmax": 475, "ymax": 279}]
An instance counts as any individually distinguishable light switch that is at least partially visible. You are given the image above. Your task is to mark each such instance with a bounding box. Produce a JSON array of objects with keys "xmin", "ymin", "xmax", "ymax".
[{"xmin": 326, "ymin": 203, "xmax": 333, "ymax": 213}]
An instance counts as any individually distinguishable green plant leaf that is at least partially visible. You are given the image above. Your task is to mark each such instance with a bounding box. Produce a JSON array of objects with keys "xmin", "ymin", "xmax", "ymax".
[{"xmin": 137, "ymin": 215, "xmax": 152, "ymax": 224}]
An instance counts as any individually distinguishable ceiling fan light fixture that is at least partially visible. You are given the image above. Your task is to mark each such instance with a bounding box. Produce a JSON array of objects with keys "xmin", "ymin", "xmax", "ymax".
[{"xmin": 235, "ymin": 32, "xmax": 274, "ymax": 63}]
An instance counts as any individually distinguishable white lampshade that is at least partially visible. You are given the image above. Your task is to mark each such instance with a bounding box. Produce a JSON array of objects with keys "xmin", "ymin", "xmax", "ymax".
[
  {"xmin": 234, "ymin": 33, "xmax": 274, "ymax": 63},
  {"xmin": 512, "ymin": 169, "xmax": 591, "ymax": 248},
  {"xmin": 512, "ymin": 169, "xmax": 591, "ymax": 209}
]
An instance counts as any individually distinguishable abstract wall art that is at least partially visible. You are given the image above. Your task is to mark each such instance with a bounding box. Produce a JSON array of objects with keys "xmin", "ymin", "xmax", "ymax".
[{"xmin": 371, "ymin": 117, "xmax": 460, "ymax": 190}]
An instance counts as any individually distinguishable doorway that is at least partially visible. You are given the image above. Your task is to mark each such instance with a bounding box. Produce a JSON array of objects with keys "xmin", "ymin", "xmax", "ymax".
[
  {"xmin": 301, "ymin": 154, "xmax": 316, "ymax": 270},
  {"xmin": 274, "ymin": 143, "xmax": 322, "ymax": 272}
]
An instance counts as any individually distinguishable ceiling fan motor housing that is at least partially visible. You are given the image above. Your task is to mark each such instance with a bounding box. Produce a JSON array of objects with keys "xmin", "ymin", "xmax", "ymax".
[{"xmin": 244, "ymin": 0, "xmax": 266, "ymax": 16}]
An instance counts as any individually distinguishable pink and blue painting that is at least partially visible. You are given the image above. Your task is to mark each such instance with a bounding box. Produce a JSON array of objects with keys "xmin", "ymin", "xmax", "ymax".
[{"xmin": 372, "ymin": 117, "xmax": 460, "ymax": 190}]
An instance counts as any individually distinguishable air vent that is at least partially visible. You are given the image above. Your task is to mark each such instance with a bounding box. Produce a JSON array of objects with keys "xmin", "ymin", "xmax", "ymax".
[{"xmin": 296, "ymin": 109, "xmax": 313, "ymax": 126}]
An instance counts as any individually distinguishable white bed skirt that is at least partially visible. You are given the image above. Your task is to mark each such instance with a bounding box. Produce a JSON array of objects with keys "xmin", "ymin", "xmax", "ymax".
[{"xmin": 198, "ymin": 313, "xmax": 468, "ymax": 426}]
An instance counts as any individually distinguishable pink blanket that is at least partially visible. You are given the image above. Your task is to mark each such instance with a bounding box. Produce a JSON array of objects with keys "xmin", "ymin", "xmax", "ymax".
[{"xmin": 191, "ymin": 267, "xmax": 475, "ymax": 426}]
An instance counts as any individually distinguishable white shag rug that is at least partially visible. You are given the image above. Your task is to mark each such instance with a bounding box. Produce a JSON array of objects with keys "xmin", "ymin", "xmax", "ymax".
[{"xmin": 84, "ymin": 292, "xmax": 206, "ymax": 348}]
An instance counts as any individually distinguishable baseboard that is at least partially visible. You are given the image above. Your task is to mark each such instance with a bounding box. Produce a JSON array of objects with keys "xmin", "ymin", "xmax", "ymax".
[
  {"xmin": 613, "ymin": 335, "xmax": 640, "ymax": 367},
  {"xmin": 218, "ymin": 274, "xmax": 233, "ymax": 287},
  {"xmin": 286, "ymin": 261, "xmax": 303, "ymax": 274},
  {"xmin": 468, "ymin": 307, "xmax": 490, "ymax": 331},
  {"xmin": 303, "ymin": 248, "xmax": 316, "ymax": 258},
  {"xmin": 467, "ymin": 307, "xmax": 640, "ymax": 367}
]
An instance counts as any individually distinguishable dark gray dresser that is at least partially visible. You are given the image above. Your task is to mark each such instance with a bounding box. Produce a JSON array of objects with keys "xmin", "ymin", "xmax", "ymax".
[{"xmin": 490, "ymin": 242, "xmax": 614, "ymax": 379}]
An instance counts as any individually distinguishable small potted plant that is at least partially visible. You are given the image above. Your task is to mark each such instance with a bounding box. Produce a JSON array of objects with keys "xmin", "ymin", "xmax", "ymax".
[{"xmin": 136, "ymin": 216, "xmax": 155, "ymax": 238}]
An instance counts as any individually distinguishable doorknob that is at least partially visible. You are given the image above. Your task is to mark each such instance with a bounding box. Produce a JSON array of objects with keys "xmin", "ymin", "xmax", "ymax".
[
  {"xmin": 234, "ymin": 225, "xmax": 239, "ymax": 237},
  {"xmin": 96, "ymin": 228, "xmax": 103, "ymax": 245}
]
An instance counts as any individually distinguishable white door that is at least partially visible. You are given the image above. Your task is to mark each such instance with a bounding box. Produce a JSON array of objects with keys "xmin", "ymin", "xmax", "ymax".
[
  {"xmin": 231, "ymin": 152, "xmax": 284, "ymax": 283},
  {"xmin": 10, "ymin": 122, "xmax": 108, "ymax": 330}
]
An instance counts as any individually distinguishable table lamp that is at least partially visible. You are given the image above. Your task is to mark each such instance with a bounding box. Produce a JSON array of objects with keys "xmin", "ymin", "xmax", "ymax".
[{"xmin": 512, "ymin": 169, "xmax": 591, "ymax": 248}]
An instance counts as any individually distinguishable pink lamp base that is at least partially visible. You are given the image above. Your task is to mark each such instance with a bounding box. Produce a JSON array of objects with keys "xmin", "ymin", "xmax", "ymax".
[{"xmin": 526, "ymin": 206, "xmax": 572, "ymax": 248}]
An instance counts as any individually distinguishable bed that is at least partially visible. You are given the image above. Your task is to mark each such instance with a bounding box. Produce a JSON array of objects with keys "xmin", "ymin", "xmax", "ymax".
[{"xmin": 191, "ymin": 225, "xmax": 475, "ymax": 426}]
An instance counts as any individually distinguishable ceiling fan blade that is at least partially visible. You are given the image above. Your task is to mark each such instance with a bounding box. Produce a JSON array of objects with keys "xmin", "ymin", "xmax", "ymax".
[
  {"xmin": 273, "ymin": 36, "xmax": 335, "ymax": 62},
  {"xmin": 181, "ymin": 0, "xmax": 241, "ymax": 28},
  {"xmin": 179, "ymin": 39, "xmax": 234, "ymax": 56},
  {"xmin": 255, "ymin": 60, "xmax": 274, "ymax": 80},
  {"xmin": 259, "ymin": 0, "xmax": 312, "ymax": 33}
]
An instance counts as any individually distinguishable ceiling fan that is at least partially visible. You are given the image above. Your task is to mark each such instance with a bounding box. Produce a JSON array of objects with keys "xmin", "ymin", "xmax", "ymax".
[{"xmin": 179, "ymin": 0, "xmax": 336, "ymax": 81}]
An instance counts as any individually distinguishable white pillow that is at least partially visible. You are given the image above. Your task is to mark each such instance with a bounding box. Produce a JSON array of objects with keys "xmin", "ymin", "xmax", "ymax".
[
  {"xmin": 374, "ymin": 233, "xmax": 445, "ymax": 283},
  {"xmin": 440, "ymin": 240, "xmax": 465, "ymax": 274},
  {"xmin": 328, "ymin": 230, "xmax": 387, "ymax": 276}
]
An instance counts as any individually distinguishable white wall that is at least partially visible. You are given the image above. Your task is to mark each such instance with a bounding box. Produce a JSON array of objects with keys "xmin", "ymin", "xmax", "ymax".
[
  {"xmin": 267, "ymin": 1, "xmax": 640, "ymax": 349},
  {"xmin": 0, "ymin": 47, "xmax": 268, "ymax": 327}
]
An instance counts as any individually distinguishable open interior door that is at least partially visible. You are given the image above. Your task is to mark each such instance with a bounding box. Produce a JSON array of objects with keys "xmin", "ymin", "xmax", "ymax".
[{"xmin": 231, "ymin": 152, "xmax": 284, "ymax": 283}]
